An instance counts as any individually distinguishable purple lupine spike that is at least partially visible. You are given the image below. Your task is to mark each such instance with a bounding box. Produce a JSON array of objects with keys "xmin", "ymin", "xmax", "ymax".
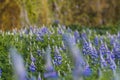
[
  {"xmin": 9, "ymin": 47, "xmax": 27, "ymax": 80},
  {"xmin": 90, "ymin": 47, "xmax": 99, "ymax": 64},
  {"xmin": 62, "ymin": 33, "xmax": 85, "ymax": 80},
  {"xmin": 57, "ymin": 28, "xmax": 62, "ymax": 35},
  {"xmin": 113, "ymin": 42, "xmax": 120, "ymax": 59},
  {"xmin": 110, "ymin": 36, "xmax": 115, "ymax": 45},
  {"xmin": 30, "ymin": 53, "xmax": 36, "ymax": 62},
  {"xmin": 53, "ymin": 46, "xmax": 62, "ymax": 65},
  {"xmin": 54, "ymin": 46, "xmax": 60, "ymax": 55},
  {"xmin": 99, "ymin": 42, "xmax": 107, "ymax": 56},
  {"xmin": 53, "ymin": 20, "xmax": 59, "ymax": 24},
  {"xmin": 37, "ymin": 50, "xmax": 41, "ymax": 56},
  {"xmin": 83, "ymin": 65, "xmax": 92, "ymax": 77},
  {"xmin": 82, "ymin": 39, "xmax": 91, "ymax": 55},
  {"xmin": 94, "ymin": 36, "xmax": 99, "ymax": 46},
  {"xmin": 117, "ymin": 32, "xmax": 120, "ymax": 40},
  {"xmin": 44, "ymin": 46, "xmax": 58, "ymax": 79},
  {"xmin": 41, "ymin": 27, "xmax": 48, "ymax": 34},
  {"xmin": 53, "ymin": 55, "xmax": 62, "ymax": 66},
  {"xmin": 0, "ymin": 68, "xmax": 2, "ymax": 78},
  {"xmin": 36, "ymin": 36, "xmax": 44, "ymax": 42},
  {"xmin": 108, "ymin": 51, "xmax": 117, "ymax": 70},
  {"xmin": 67, "ymin": 28, "xmax": 72, "ymax": 33},
  {"xmin": 29, "ymin": 61, "xmax": 36, "ymax": 72},
  {"xmin": 74, "ymin": 30, "xmax": 80, "ymax": 42},
  {"xmin": 81, "ymin": 32, "xmax": 87, "ymax": 40},
  {"xmin": 100, "ymin": 50, "xmax": 107, "ymax": 68},
  {"xmin": 106, "ymin": 50, "xmax": 112, "ymax": 64}
]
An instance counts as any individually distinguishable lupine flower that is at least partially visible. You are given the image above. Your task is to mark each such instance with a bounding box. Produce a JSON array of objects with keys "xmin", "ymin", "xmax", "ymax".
[
  {"xmin": 36, "ymin": 36, "xmax": 44, "ymax": 42},
  {"xmin": 74, "ymin": 30, "xmax": 80, "ymax": 42},
  {"xmin": 53, "ymin": 55, "xmax": 62, "ymax": 65},
  {"xmin": 29, "ymin": 61, "xmax": 36, "ymax": 72},
  {"xmin": 100, "ymin": 50, "xmax": 107, "ymax": 68},
  {"xmin": 37, "ymin": 50, "xmax": 41, "ymax": 56},
  {"xmin": 30, "ymin": 53, "xmax": 36, "ymax": 62},
  {"xmin": 99, "ymin": 42, "xmax": 107, "ymax": 56},
  {"xmin": 110, "ymin": 36, "xmax": 115, "ymax": 45},
  {"xmin": 0, "ymin": 68, "xmax": 2, "ymax": 78},
  {"xmin": 44, "ymin": 46, "xmax": 58, "ymax": 79},
  {"xmin": 113, "ymin": 42, "xmax": 120, "ymax": 59},
  {"xmin": 94, "ymin": 36, "xmax": 99, "ymax": 46},
  {"xmin": 9, "ymin": 47, "xmax": 27, "ymax": 80},
  {"xmin": 44, "ymin": 71, "xmax": 58, "ymax": 79},
  {"xmin": 106, "ymin": 50, "xmax": 112, "ymax": 64},
  {"xmin": 67, "ymin": 28, "xmax": 72, "ymax": 33},
  {"xmin": 82, "ymin": 40, "xmax": 91, "ymax": 55},
  {"xmin": 53, "ymin": 20, "xmax": 59, "ymax": 24},
  {"xmin": 57, "ymin": 27, "xmax": 62, "ymax": 35},
  {"xmin": 54, "ymin": 46, "xmax": 60, "ymax": 54},
  {"xmin": 83, "ymin": 65, "xmax": 92, "ymax": 77},
  {"xmin": 62, "ymin": 33, "xmax": 85, "ymax": 80},
  {"xmin": 81, "ymin": 32, "xmax": 87, "ymax": 40},
  {"xmin": 41, "ymin": 27, "xmax": 48, "ymax": 34},
  {"xmin": 90, "ymin": 47, "xmax": 99, "ymax": 64},
  {"xmin": 25, "ymin": 28, "xmax": 29, "ymax": 34}
]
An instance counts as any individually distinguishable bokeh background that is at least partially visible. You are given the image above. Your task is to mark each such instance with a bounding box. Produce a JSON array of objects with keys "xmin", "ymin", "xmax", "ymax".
[{"xmin": 0, "ymin": 0, "xmax": 120, "ymax": 31}]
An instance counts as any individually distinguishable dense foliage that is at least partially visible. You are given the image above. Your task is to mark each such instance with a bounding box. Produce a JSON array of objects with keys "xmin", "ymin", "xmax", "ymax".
[{"xmin": 0, "ymin": 26, "xmax": 120, "ymax": 80}]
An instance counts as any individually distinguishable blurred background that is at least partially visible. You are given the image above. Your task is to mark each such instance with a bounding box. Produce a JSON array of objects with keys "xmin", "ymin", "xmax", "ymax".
[{"xmin": 0, "ymin": 0, "xmax": 120, "ymax": 31}]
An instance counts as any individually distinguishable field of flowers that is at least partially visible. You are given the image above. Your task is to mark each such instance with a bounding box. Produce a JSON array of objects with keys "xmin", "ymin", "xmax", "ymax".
[{"xmin": 0, "ymin": 25, "xmax": 120, "ymax": 80}]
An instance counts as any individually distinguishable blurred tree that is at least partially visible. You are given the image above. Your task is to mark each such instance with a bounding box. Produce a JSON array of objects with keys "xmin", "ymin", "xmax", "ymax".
[
  {"xmin": 0, "ymin": 0, "xmax": 20, "ymax": 30},
  {"xmin": 1, "ymin": 0, "xmax": 120, "ymax": 30}
]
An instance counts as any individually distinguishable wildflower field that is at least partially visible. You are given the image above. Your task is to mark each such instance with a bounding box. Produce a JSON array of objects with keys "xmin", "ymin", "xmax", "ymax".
[{"xmin": 0, "ymin": 25, "xmax": 120, "ymax": 80}]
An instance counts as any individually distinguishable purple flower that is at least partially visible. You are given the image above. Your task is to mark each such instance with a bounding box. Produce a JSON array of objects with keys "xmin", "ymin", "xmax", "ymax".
[
  {"xmin": 29, "ymin": 62, "xmax": 36, "ymax": 72},
  {"xmin": 30, "ymin": 53, "xmax": 36, "ymax": 62},
  {"xmin": 63, "ymin": 33, "xmax": 86, "ymax": 79},
  {"xmin": 44, "ymin": 46, "xmax": 58, "ymax": 79},
  {"xmin": 54, "ymin": 46, "xmax": 60, "ymax": 54},
  {"xmin": 110, "ymin": 64, "xmax": 116, "ymax": 71},
  {"xmin": 53, "ymin": 20, "xmax": 59, "ymax": 24},
  {"xmin": 99, "ymin": 43, "xmax": 107, "ymax": 56},
  {"xmin": 37, "ymin": 50, "xmax": 41, "ymax": 56},
  {"xmin": 41, "ymin": 27, "xmax": 48, "ymax": 34},
  {"xmin": 113, "ymin": 42, "xmax": 120, "ymax": 59},
  {"xmin": 94, "ymin": 36, "xmax": 99, "ymax": 46},
  {"xmin": 81, "ymin": 33, "xmax": 87, "ymax": 40},
  {"xmin": 0, "ymin": 69, "xmax": 2, "ymax": 77},
  {"xmin": 58, "ymin": 29, "xmax": 62, "ymax": 35},
  {"xmin": 74, "ymin": 30, "xmax": 80, "ymax": 42},
  {"xmin": 110, "ymin": 36, "xmax": 115, "ymax": 45},
  {"xmin": 44, "ymin": 71, "xmax": 58, "ymax": 78},
  {"xmin": 82, "ymin": 40, "xmax": 92, "ymax": 55},
  {"xmin": 36, "ymin": 37, "xmax": 44, "ymax": 42},
  {"xmin": 9, "ymin": 48, "xmax": 27, "ymax": 80},
  {"xmin": 83, "ymin": 66, "xmax": 92, "ymax": 77},
  {"xmin": 100, "ymin": 50, "xmax": 107, "ymax": 68},
  {"xmin": 67, "ymin": 28, "xmax": 72, "ymax": 33},
  {"xmin": 53, "ymin": 55, "xmax": 62, "ymax": 65}
]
